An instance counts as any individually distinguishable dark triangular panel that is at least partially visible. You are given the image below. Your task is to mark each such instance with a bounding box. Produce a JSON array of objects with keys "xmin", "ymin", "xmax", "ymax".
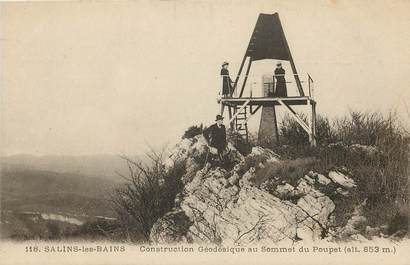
[{"xmin": 246, "ymin": 13, "xmax": 289, "ymax": 61}]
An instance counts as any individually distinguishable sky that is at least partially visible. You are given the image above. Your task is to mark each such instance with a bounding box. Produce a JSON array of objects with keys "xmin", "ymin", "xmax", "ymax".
[{"xmin": 1, "ymin": 0, "xmax": 409, "ymax": 156}]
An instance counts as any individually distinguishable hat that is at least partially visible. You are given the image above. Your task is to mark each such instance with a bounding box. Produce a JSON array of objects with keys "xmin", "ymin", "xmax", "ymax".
[
  {"xmin": 222, "ymin": 61, "xmax": 229, "ymax": 67},
  {"xmin": 215, "ymin": 114, "xmax": 224, "ymax": 121},
  {"xmin": 276, "ymin": 61, "xmax": 282, "ymax": 66}
]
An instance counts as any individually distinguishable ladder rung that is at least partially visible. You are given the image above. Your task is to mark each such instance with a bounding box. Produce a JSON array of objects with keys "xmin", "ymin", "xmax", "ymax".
[{"xmin": 235, "ymin": 107, "xmax": 247, "ymax": 111}]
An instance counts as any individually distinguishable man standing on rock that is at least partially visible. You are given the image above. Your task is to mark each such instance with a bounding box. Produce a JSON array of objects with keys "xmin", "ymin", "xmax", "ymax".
[{"xmin": 203, "ymin": 114, "xmax": 227, "ymax": 163}]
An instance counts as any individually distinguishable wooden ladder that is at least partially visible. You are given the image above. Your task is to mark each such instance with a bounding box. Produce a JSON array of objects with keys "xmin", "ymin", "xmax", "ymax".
[{"xmin": 234, "ymin": 105, "xmax": 249, "ymax": 142}]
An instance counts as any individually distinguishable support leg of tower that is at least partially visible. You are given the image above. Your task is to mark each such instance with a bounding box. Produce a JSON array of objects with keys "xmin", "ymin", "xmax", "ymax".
[
  {"xmin": 228, "ymin": 106, "xmax": 234, "ymax": 130},
  {"xmin": 258, "ymin": 105, "xmax": 279, "ymax": 147},
  {"xmin": 310, "ymin": 102, "xmax": 317, "ymax": 147}
]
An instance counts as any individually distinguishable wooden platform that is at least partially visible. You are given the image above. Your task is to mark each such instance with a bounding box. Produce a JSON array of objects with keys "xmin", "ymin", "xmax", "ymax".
[
  {"xmin": 220, "ymin": 96, "xmax": 316, "ymax": 107},
  {"xmin": 220, "ymin": 95, "xmax": 318, "ymax": 146}
]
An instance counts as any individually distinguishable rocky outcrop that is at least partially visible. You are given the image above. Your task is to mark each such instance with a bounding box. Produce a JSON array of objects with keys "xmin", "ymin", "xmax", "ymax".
[
  {"xmin": 328, "ymin": 171, "xmax": 356, "ymax": 189},
  {"xmin": 149, "ymin": 210, "xmax": 193, "ymax": 244},
  {"xmin": 150, "ymin": 135, "xmax": 361, "ymax": 245}
]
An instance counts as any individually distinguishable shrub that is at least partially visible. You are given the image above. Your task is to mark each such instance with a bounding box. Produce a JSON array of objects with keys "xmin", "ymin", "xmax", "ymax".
[
  {"xmin": 46, "ymin": 222, "xmax": 61, "ymax": 240},
  {"xmin": 182, "ymin": 124, "xmax": 205, "ymax": 139},
  {"xmin": 110, "ymin": 150, "xmax": 186, "ymax": 242},
  {"xmin": 276, "ymin": 110, "xmax": 409, "ymax": 229},
  {"xmin": 279, "ymin": 113, "xmax": 309, "ymax": 146},
  {"xmin": 254, "ymin": 157, "xmax": 317, "ymax": 187},
  {"xmin": 227, "ymin": 129, "xmax": 253, "ymax": 155},
  {"xmin": 332, "ymin": 111, "xmax": 390, "ymax": 145},
  {"xmin": 73, "ymin": 219, "xmax": 123, "ymax": 240},
  {"xmin": 279, "ymin": 114, "xmax": 334, "ymax": 146}
]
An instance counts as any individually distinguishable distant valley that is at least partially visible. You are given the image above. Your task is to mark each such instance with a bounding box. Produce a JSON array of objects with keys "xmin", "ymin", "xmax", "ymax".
[
  {"xmin": 0, "ymin": 154, "xmax": 135, "ymax": 240},
  {"xmin": 0, "ymin": 154, "xmax": 140, "ymax": 181}
]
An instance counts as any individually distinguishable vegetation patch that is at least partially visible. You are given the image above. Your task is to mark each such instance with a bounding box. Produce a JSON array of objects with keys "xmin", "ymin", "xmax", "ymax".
[
  {"xmin": 110, "ymin": 150, "xmax": 186, "ymax": 242},
  {"xmin": 275, "ymin": 111, "xmax": 409, "ymax": 231}
]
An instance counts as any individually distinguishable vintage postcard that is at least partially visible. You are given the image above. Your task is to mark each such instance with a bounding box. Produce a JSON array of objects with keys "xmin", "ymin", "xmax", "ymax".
[{"xmin": 0, "ymin": 0, "xmax": 409, "ymax": 264}]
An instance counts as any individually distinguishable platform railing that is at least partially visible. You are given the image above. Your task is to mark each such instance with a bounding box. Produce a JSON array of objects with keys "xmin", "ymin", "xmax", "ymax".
[
  {"xmin": 220, "ymin": 73, "xmax": 314, "ymax": 99},
  {"xmin": 308, "ymin": 74, "xmax": 314, "ymax": 98}
]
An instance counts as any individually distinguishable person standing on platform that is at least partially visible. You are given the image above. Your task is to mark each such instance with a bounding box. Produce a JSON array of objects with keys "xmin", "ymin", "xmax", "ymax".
[
  {"xmin": 220, "ymin": 61, "xmax": 233, "ymax": 97},
  {"xmin": 274, "ymin": 62, "xmax": 287, "ymax": 97}
]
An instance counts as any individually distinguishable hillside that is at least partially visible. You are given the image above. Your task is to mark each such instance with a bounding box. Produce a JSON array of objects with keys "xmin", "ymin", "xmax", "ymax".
[
  {"xmin": 0, "ymin": 167, "xmax": 119, "ymax": 240},
  {"xmin": 1, "ymin": 168, "xmax": 117, "ymax": 199},
  {"xmin": 135, "ymin": 133, "xmax": 408, "ymax": 244},
  {"xmin": 1, "ymin": 154, "xmax": 134, "ymax": 181}
]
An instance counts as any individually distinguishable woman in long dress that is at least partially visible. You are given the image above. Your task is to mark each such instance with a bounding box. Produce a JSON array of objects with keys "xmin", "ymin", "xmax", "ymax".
[
  {"xmin": 274, "ymin": 62, "xmax": 287, "ymax": 97},
  {"xmin": 220, "ymin": 61, "xmax": 233, "ymax": 97}
]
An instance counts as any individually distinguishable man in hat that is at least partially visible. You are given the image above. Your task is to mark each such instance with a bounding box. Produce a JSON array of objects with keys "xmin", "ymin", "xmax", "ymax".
[
  {"xmin": 220, "ymin": 61, "xmax": 233, "ymax": 97},
  {"xmin": 273, "ymin": 61, "xmax": 287, "ymax": 97},
  {"xmin": 203, "ymin": 114, "xmax": 227, "ymax": 162}
]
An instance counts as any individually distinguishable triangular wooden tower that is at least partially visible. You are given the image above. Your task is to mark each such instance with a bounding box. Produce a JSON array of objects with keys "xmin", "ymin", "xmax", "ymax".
[{"xmin": 220, "ymin": 13, "xmax": 317, "ymax": 146}]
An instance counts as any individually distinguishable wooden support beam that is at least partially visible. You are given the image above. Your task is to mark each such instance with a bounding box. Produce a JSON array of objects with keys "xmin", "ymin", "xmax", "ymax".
[
  {"xmin": 229, "ymin": 99, "xmax": 251, "ymax": 124},
  {"xmin": 272, "ymin": 106, "xmax": 280, "ymax": 144},
  {"xmin": 276, "ymin": 14, "xmax": 304, "ymax": 96},
  {"xmin": 308, "ymin": 74, "xmax": 314, "ymax": 98},
  {"xmin": 221, "ymin": 96, "xmax": 312, "ymax": 106},
  {"xmin": 277, "ymin": 99, "xmax": 310, "ymax": 134},
  {"xmin": 228, "ymin": 106, "xmax": 233, "ymax": 130},
  {"xmin": 239, "ymin": 59, "xmax": 253, "ymax": 98},
  {"xmin": 311, "ymin": 102, "xmax": 317, "ymax": 147},
  {"xmin": 220, "ymin": 104, "xmax": 225, "ymax": 116},
  {"xmin": 232, "ymin": 56, "xmax": 247, "ymax": 96},
  {"xmin": 232, "ymin": 16, "xmax": 257, "ymax": 97},
  {"xmin": 251, "ymin": 105, "xmax": 262, "ymax": 115}
]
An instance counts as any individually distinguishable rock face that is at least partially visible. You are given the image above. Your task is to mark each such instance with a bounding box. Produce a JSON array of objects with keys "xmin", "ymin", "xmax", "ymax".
[
  {"xmin": 150, "ymin": 135, "xmax": 360, "ymax": 245},
  {"xmin": 150, "ymin": 210, "xmax": 193, "ymax": 244}
]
